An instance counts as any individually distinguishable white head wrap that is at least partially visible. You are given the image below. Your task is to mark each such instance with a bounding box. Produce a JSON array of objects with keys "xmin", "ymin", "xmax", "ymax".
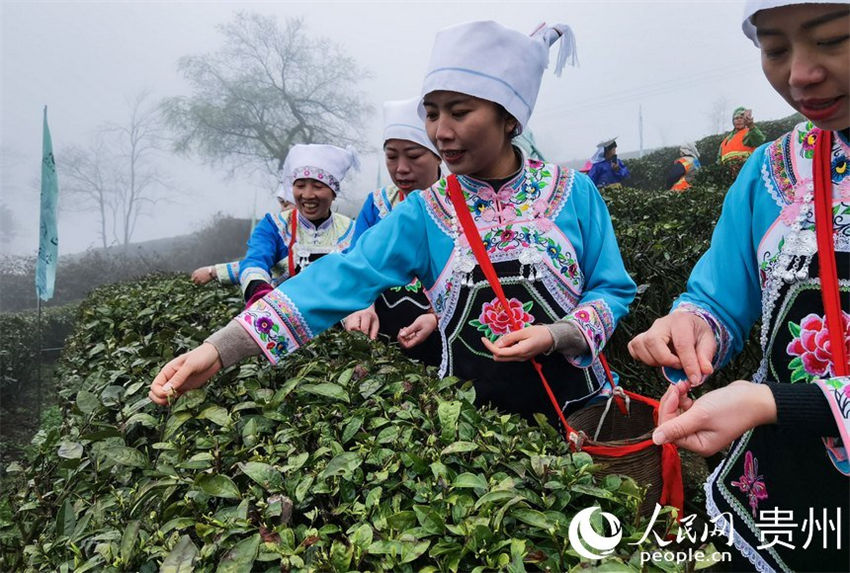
[
  {"xmin": 591, "ymin": 138, "xmax": 617, "ymax": 164},
  {"xmin": 276, "ymin": 180, "xmax": 294, "ymax": 204},
  {"xmin": 679, "ymin": 142, "xmax": 700, "ymax": 159},
  {"xmin": 419, "ymin": 20, "xmax": 578, "ymax": 134},
  {"xmin": 383, "ymin": 98, "xmax": 439, "ymax": 155},
  {"xmin": 742, "ymin": 0, "xmax": 848, "ymax": 46},
  {"xmin": 281, "ymin": 144, "xmax": 360, "ymax": 197}
]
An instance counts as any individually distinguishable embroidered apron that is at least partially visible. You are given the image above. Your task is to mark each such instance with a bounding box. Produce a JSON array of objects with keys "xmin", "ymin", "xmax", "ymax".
[
  {"xmin": 707, "ymin": 129, "xmax": 850, "ymax": 573},
  {"xmin": 374, "ymin": 280, "xmax": 442, "ymax": 366}
]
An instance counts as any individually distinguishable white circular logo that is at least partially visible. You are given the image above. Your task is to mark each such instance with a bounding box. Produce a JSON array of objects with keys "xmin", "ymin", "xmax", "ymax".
[{"xmin": 568, "ymin": 506, "xmax": 623, "ymax": 560}]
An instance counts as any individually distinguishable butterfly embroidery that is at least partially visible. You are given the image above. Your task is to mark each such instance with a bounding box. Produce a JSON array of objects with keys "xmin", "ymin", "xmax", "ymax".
[{"xmin": 731, "ymin": 450, "xmax": 769, "ymax": 517}]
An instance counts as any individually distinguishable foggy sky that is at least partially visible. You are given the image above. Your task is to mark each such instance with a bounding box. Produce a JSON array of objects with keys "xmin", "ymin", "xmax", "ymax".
[{"xmin": 0, "ymin": 1, "xmax": 792, "ymax": 257}]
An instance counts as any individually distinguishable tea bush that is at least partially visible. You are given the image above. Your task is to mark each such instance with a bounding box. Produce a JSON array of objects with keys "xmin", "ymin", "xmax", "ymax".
[{"xmin": 1, "ymin": 276, "xmax": 685, "ymax": 572}]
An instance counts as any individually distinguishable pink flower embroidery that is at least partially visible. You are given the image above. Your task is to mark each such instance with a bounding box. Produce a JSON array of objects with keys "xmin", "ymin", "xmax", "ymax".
[
  {"xmin": 786, "ymin": 312, "xmax": 850, "ymax": 381},
  {"xmin": 496, "ymin": 187, "xmax": 513, "ymax": 202},
  {"xmin": 478, "ymin": 187, "xmax": 496, "ymax": 202},
  {"xmin": 536, "ymin": 218, "xmax": 554, "ymax": 232},
  {"xmin": 574, "ymin": 309, "xmax": 591, "ymax": 322},
  {"xmin": 501, "ymin": 209, "xmax": 518, "ymax": 223},
  {"xmin": 533, "ymin": 198, "xmax": 548, "ymax": 216},
  {"xmin": 471, "ymin": 297, "xmax": 535, "ymax": 341},
  {"xmin": 481, "ymin": 208, "xmax": 497, "ymax": 223}
]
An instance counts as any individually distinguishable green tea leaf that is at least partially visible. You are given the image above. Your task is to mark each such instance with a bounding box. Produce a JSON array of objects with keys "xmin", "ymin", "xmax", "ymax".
[
  {"xmin": 160, "ymin": 535, "xmax": 198, "ymax": 572},
  {"xmin": 441, "ymin": 441, "xmax": 478, "ymax": 455},
  {"xmin": 103, "ymin": 446, "xmax": 147, "ymax": 468},
  {"xmin": 216, "ymin": 533, "xmax": 260, "ymax": 573},
  {"xmin": 76, "ymin": 390, "xmax": 99, "ymax": 415},
  {"xmin": 57, "ymin": 440, "xmax": 83, "ymax": 459},
  {"xmin": 438, "ymin": 400, "xmax": 462, "ymax": 442},
  {"xmin": 300, "ymin": 382, "xmax": 350, "ymax": 403},
  {"xmin": 196, "ymin": 474, "xmax": 241, "ymax": 499},
  {"xmin": 510, "ymin": 508, "xmax": 553, "ymax": 530},
  {"xmin": 341, "ymin": 415, "xmax": 364, "ymax": 444},
  {"xmin": 452, "ymin": 472, "xmax": 487, "ymax": 490},
  {"xmin": 120, "ymin": 519, "xmax": 140, "ymax": 564},
  {"xmin": 320, "ymin": 452, "xmax": 363, "ymax": 480},
  {"xmin": 198, "ymin": 405, "xmax": 232, "ymax": 427},
  {"xmin": 238, "ymin": 461, "xmax": 284, "ymax": 491}
]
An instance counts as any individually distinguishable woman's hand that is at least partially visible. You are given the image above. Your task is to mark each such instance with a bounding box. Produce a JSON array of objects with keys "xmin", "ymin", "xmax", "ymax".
[
  {"xmin": 652, "ymin": 380, "xmax": 777, "ymax": 456},
  {"xmin": 344, "ymin": 305, "xmax": 380, "ymax": 340},
  {"xmin": 148, "ymin": 343, "xmax": 222, "ymax": 406},
  {"xmin": 191, "ymin": 266, "xmax": 215, "ymax": 285},
  {"xmin": 481, "ymin": 325, "xmax": 554, "ymax": 362},
  {"xmin": 628, "ymin": 311, "xmax": 716, "ymax": 386},
  {"xmin": 398, "ymin": 313, "xmax": 438, "ymax": 349}
]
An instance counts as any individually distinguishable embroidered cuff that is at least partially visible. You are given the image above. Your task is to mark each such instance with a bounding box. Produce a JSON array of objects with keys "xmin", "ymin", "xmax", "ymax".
[
  {"xmin": 561, "ymin": 299, "xmax": 614, "ymax": 368},
  {"xmin": 215, "ymin": 262, "xmax": 240, "ymax": 286},
  {"xmin": 813, "ymin": 376, "xmax": 850, "ymax": 476},
  {"xmin": 239, "ymin": 267, "xmax": 273, "ymax": 295},
  {"xmin": 672, "ymin": 302, "xmax": 732, "ymax": 369},
  {"xmin": 236, "ymin": 289, "xmax": 314, "ymax": 365}
]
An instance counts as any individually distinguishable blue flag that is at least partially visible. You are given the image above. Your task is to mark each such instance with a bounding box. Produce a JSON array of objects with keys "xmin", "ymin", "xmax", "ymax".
[{"xmin": 36, "ymin": 106, "xmax": 59, "ymax": 301}]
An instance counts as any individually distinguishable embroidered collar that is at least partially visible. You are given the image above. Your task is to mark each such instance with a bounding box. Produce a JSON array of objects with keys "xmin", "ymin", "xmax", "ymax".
[
  {"xmin": 296, "ymin": 210, "xmax": 334, "ymax": 232},
  {"xmin": 455, "ymin": 146, "xmax": 527, "ymax": 203}
]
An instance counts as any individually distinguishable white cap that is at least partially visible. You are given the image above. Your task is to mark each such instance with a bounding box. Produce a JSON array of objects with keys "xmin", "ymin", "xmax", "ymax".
[
  {"xmin": 276, "ymin": 179, "xmax": 294, "ymax": 204},
  {"xmin": 281, "ymin": 144, "xmax": 360, "ymax": 197},
  {"xmin": 419, "ymin": 20, "xmax": 577, "ymax": 134},
  {"xmin": 383, "ymin": 98, "xmax": 439, "ymax": 155},
  {"xmin": 742, "ymin": 0, "xmax": 847, "ymax": 46}
]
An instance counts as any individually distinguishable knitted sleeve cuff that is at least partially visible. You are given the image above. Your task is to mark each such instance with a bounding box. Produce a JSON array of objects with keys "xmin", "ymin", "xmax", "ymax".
[
  {"xmin": 765, "ymin": 382, "xmax": 839, "ymax": 437},
  {"xmin": 205, "ymin": 319, "xmax": 262, "ymax": 368}
]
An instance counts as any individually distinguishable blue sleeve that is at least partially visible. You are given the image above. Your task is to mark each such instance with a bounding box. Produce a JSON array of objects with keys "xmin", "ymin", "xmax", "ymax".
[
  {"xmin": 672, "ymin": 146, "xmax": 768, "ymax": 367},
  {"xmin": 558, "ymin": 175, "xmax": 637, "ymax": 365},
  {"xmin": 587, "ymin": 163, "xmax": 602, "ymax": 185},
  {"xmin": 350, "ymin": 193, "xmax": 380, "ymax": 248},
  {"xmin": 233, "ymin": 198, "xmax": 434, "ymax": 364},
  {"xmin": 618, "ymin": 160, "xmax": 630, "ymax": 180},
  {"xmin": 238, "ymin": 213, "xmax": 287, "ymax": 291}
]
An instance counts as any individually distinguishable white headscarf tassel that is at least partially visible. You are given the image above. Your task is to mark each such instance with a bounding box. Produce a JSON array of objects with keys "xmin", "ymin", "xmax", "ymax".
[
  {"xmin": 345, "ymin": 145, "xmax": 361, "ymax": 173},
  {"xmin": 531, "ymin": 22, "xmax": 579, "ymax": 77}
]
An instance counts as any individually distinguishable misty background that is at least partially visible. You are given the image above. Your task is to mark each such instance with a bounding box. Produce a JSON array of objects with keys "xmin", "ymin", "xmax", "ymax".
[{"xmin": 1, "ymin": 0, "xmax": 792, "ymax": 258}]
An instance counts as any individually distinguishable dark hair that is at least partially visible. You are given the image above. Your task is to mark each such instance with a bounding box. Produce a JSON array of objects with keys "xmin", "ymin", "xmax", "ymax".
[{"xmin": 494, "ymin": 103, "xmax": 520, "ymax": 139}]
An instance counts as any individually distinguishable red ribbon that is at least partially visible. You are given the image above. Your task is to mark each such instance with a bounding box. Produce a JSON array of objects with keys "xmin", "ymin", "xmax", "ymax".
[
  {"xmin": 814, "ymin": 130, "xmax": 848, "ymax": 376},
  {"xmin": 287, "ymin": 209, "xmax": 298, "ymax": 278},
  {"xmin": 445, "ymin": 174, "xmax": 684, "ymax": 515}
]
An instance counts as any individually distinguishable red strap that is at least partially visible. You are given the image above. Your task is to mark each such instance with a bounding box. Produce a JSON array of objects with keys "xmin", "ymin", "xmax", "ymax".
[
  {"xmin": 447, "ymin": 174, "xmax": 685, "ymax": 516},
  {"xmin": 814, "ymin": 130, "xmax": 848, "ymax": 376},
  {"xmin": 287, "ymin": 209, "xmax": 298, "ymax": 278},
  {"xmin": 446, "ymin": 174, "xmax": 594, "ymax": 443},
  {"xmin": 659, "ymin": 443, "xmax": 685, "ymax": 513}
]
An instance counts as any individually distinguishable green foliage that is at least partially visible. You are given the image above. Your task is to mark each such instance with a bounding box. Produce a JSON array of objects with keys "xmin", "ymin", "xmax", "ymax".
[
  {"xmin": 625, "ymin": 113, "xmax": 803, "ymax": 191},
  {"xmin": 0, "ymin": 215, "xmax": 251, "ymax": 312},
  {"xmin": 1, "ymin": 276, "xmax": 680, "ymax": 572},
  {"xmin": 602, "ymin": 185, "xmax": 762, "ymax": 399},
  {"xmin": 0, "ymin": 305, "xmax": 78, "ymax": 459}
]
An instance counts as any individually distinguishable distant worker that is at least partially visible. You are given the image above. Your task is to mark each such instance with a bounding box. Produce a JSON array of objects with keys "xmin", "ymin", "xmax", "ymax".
[
  {"xmin": 718, "ymin": 106, "xmax": 765, "ymax": 165},
  {"xmin": 666, "ymin": 142, "xmax": 701, "ymax": 191},
  {"xmin": 587, "ymin": 137, "xmax": 630, "ymax": 190},
  {"xmin": 191, "ymin": 183, "xmax": 294, "ymax": 286}
]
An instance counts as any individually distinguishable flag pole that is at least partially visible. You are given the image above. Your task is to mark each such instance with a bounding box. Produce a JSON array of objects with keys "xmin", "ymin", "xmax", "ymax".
[{"xmin": 36, "ymin": 296, "xmax": 42, "ymax": 423}]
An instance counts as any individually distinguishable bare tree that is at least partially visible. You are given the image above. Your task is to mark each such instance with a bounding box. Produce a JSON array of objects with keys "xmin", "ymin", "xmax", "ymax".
[
  {"xmin": 58, "ymin": 91, "xmax": 170, "ymax": 247},
  {"xmin": 161, "ymin": 13, "xmax": 373, "ymax": 177},
  {"xmin": 0, "ymin": 202, "xmax": 16, "ymax": 250},
  {"xmin": 706, "ymin": 96, "xmax": 730, "ymax": 135}
]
